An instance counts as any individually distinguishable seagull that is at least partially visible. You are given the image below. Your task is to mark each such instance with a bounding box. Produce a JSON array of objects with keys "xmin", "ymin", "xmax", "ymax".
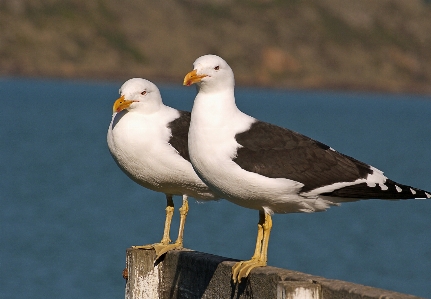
[
  {"xmin": 183, "ymin": 54, "xmax": 431, "ymax": 283},
  {"xmin": 107, "ymin": 78, "xmax": 218, "ymax": 259}
]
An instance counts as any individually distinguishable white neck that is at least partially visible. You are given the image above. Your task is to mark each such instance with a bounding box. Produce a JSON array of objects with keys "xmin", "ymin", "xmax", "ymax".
[
  {"xmin": 189, "ymin": 87, "xmax": 255, "ymax": 156},
  {"xmin": 191, "ymin": 88, "xmax": 238, "ymax": 128}
]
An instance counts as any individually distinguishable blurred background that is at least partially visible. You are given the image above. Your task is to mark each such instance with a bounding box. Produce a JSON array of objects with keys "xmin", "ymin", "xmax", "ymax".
[
  {"xmin": 1, "ymin": 1, "xmax": 431, "ymax": 299},
  {"xmin": 1, "ymin": 0, "xmax": 431, "ymax": 93}
]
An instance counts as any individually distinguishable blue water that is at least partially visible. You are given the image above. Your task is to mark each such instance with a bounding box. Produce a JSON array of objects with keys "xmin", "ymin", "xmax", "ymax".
[{"xmin": 1, "ymin": 77, "xmax": 430, "ymax": 298}]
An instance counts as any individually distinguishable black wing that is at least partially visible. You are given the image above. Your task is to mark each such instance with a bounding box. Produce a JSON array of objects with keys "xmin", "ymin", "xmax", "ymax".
[
  {"xmin": 167, "ymin": 110, "xmax": 191, "ymax": 162},
  {"xmin": 233, "ymin": 121, "xmax": 373, "ymax": 193},
  {"xmin": 323, "ymin": 179, "xmax": 430, "ymax": 199}
]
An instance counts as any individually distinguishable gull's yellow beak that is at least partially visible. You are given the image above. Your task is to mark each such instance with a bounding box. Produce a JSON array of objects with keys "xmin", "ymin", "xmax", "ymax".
[
  {"xmin": 112, "ymin": 95, "xmax": 136, "ymax": 113},
  {"xmin": 183, "ymin": 69, "xmax": 207, "ymax": 86}
]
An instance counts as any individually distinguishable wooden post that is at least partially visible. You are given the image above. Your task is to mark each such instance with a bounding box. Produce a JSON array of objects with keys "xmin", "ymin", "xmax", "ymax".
[
  {"xmin": 277, "ymin": 281, "xmax": 321, "ymax": 299},
  {"xmin": 124, "ymin": 247, "xmax": 423, "ymax": 299},
  {"xmin": 125, "ymin": 248, "xmax": 160, "ymax": 299}
]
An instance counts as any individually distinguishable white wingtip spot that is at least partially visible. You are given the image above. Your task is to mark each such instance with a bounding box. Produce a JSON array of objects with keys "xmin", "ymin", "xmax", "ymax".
[
  {"xmin": 426, "ymin": 192, "xmax": 431, "ymax": 199},
  {"xmin": 379, "ymin": 183, "xmax": 388, "ymax": 191},
  {"xmin": 366, "ymin": 166, "xmax": 388, "ymax": 189},
  {"xmin": 395, "ymin": 185, "xmax": 402, "ymax": 193},
  {"xmin": 410, "ymin": 188, "xmax": 416, "ymax": 195}
]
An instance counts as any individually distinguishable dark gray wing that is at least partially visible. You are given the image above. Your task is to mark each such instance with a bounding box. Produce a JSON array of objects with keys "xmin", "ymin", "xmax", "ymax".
[
  {"xmin": 234, "ymin": 121, "xmax": 373, "ymax": 193},
  {"xmin": 234, "ymin": 121, "xmax": 431, "ymax": 199},
  {"xmin": 168, "ymin": 110, "xmax": 191, "ymax": 162}
]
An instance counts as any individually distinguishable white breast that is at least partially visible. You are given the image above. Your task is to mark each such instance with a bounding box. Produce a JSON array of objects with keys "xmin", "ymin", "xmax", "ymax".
[
  {"xmin": 188, "ymin": 92, "xmax": 328, "ymax": 213},
  {"xmin": 107, "ymin": 106, "xmax": 215, "ymax": 199}
]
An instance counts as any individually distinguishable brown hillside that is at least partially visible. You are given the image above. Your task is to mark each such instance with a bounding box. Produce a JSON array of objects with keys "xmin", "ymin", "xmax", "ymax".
[{"xmin": 1, "ymin": 0, "xmax": 431, "ymax": 93}]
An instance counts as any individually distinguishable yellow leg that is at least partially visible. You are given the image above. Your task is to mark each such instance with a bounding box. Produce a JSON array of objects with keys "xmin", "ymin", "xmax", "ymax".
[
  {"xmin": 232, "ymin": 212, "xmax": 264, "ymax": 278},
  {"xmin": 175, "ymin": 195, "xmax": 189, "ymax": 246},
  {"xmin": 232, "ymin": 210, "xmax": 272, "ymax": 283},
  {"xmin": 260, "ymin": 212, "xmax": 272, "ymax": 265},
  {"xmin": 154, "ymin": 195, "xmax": 189, "ymax": 258},
  {"xmin": 133, "ymin": 194, "xmax": 190, "ymax": 259},
  {"xmin": 160, "ymin": 195, "xmax": 175, "ymax": 245},
  {"xmin": 132, "ymin": 195, "xmax": 174, "ymax": 252}
]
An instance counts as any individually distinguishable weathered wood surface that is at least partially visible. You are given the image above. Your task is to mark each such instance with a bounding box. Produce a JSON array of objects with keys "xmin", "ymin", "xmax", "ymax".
[{"xmin": 124, "ymin": 247, "xmax": 423, "ymax": 299}]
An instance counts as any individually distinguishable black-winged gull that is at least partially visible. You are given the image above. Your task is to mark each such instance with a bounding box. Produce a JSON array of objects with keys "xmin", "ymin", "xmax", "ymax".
[
  {"xmin": 183, "ymin": 54, "xmax": 431, "ymax": 283},
  {"xmin": 107, "ymin": 78, "xmax": 217, "ymax": 259}
]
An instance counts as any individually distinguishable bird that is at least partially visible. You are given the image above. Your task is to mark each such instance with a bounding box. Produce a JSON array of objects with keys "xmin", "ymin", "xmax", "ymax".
[
  {"xmin": 183, "ymin": 54, "xmax": 431, "ymax": 283},
  {"xmin": 107, "ymin": 78, "xmax": 218, "ymax": 259}
]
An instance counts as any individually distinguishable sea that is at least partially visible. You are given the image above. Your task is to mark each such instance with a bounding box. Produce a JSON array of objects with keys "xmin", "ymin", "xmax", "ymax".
[{"xmin": 1, "ymin": 77, "xmax": 430, "ymax": 298}]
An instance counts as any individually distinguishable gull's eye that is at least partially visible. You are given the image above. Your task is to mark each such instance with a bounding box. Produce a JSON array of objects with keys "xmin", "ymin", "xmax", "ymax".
[
  {"xmin": 141, "ymin": 91, "xmax": 147, "ymax": 95},
  {"xmin": 214, "ymin": 66, "xmax": 220, "ymax": 70}
]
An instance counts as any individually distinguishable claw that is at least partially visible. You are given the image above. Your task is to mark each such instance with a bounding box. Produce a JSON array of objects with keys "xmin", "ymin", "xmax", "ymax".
[
  {"xmin": 132, "ymin": 244, "xmax": 158, "ymax": 250},
  {"xmin": 154, "ymin": 242, "xmax": 183, "ymax": 259},
  {"xmin": 232, "ymin": 259, "xmax": 265, "ymax": 283},
  {"xmin": 232, "ymin": 261, "xmax": 244, "ymax": 283},
  {"xmin": 238, "ymin": 260, "xmax": 266, "ymax": 281},
  {"xmin": 132, "ymin": 195, "xmax": 190, "ymax": 261},
  {"xmin": 232, "ymin": 211, "xmax": 272, "ymax": 284},
  {"xmin": 131, "ymin": 242, "xmax": 183, "ymax": 259}
]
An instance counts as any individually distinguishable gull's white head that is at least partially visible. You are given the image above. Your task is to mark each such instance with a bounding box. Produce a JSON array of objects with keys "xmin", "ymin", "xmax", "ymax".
[
  {"xmin": 183, "ymin": 54, "xmax": 235, "ymax": 93},
  {"xmin": 113, "ymin": 78, "xmax": 163, "ymax": 113}
]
